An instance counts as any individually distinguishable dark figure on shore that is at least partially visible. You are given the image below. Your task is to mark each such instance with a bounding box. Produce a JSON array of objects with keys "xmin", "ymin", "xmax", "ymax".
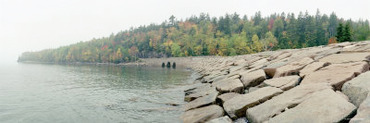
[
  {"xmin": 166, "ymin": 62, "xmax": 171, "ymax": 68},
  {"xmin": 172, "ymin": 62, "xmax": 176, "ymax": 69},
  {"xmin": 162, "ymin": 62, "xmax": 165, "ymax": 68}
]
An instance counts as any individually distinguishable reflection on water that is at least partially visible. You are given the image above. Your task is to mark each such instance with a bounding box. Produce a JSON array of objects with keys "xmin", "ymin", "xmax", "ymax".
[{"xmin": 0, "ymin": 64, "xmax": 194, "ymax": 123}]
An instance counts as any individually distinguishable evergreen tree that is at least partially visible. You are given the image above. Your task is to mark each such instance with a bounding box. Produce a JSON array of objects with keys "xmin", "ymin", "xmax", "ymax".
[
  {"xmin": 343, "ymin": 22, "xmax": 352, "ymax": 41},
  {"xmin": 336, "ymin": 23, "xmax": 344, "ymax": 42}
]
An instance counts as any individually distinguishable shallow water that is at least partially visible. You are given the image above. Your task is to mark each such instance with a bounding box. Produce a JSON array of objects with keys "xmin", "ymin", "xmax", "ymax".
[{"xmin": 0, "ymin": 63, "xmax": 194, "ymax": 123}]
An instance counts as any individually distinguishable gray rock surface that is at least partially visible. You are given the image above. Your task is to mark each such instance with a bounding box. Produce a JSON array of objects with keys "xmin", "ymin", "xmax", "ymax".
[
  {"xmin": 318, "ymin": 52, "xmax": 370, "ymax": 64},
  {"xmin": 301, "ymin": 62, "xmax": 369, "ymax": 90},
  {"xmin": 212, "ymin": 78, "xmax": 244, "ymax": 93},
  {"xmin": 181, "ymin": 105, "xmax": 224, "ymax": 123},
  {"xmin": 342, "ymin": 71, "xmax": 370, "ymax": 107},
  {"xmin": 299, "ymin": 61, "xmax": 330, "ymax": 77},
  {"xmin": 184, "ymin": 90, "xmax": 218, "ymax": 111},
  {"xmin": 263, "ymin": 75, "xmax": 300, "ymax": 90},
  {"xmin": 350, "ymin": 94, "xmax": 370, "ymax": 123},
  {"xmin": 205, "ymin": 116, "xmax": 232, "ymax": 123},
  {"xmin": 246, "ymin": 84, "xmax": 332, "ymax": 123},
  {"xmin": 223, "ymin": 87, "xmax": 283, "ymax": 119},
  {"xmin": 268, "ymin": 89, "xmax": 356, "ymax": 123},
  {"xmin": 217, "ymin": 93, "xmax": 241, "ymax": 104},
  {"xmin": 239, "ymin": 69, "xmax": 266, "ymax": 87},
  {"xmin": 180, "ymin": 41, "xmax": 370, "ymax": 123},
  {"xmin": 273, "ymin": 57, "xmax": 314, "ymax": 78},
  {"xmin": 184, "ymin": 84, "xmax": 217, "ymax": 102}
]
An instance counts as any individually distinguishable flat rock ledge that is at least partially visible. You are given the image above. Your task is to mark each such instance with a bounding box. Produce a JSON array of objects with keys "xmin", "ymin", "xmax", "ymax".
[{"xmin": 181, "ymin": 41, "xmax": 370, "ymax": 123}]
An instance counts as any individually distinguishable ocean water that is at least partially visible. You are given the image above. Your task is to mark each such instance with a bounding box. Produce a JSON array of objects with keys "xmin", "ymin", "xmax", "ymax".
[{"xmin": 0, "ymin": 63, "xmax": 194, "ymax": 123}]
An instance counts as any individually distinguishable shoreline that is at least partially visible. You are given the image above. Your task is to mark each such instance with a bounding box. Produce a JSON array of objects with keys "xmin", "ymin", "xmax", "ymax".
[{"xmin": 16, "ymin": 41, "xmax": 370, "ymax": 122}]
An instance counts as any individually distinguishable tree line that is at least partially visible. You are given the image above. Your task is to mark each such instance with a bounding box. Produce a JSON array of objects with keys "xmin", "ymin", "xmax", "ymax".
[{"xmin": 18, "ymin": 10, "xmax": 370, "ymax": 63}]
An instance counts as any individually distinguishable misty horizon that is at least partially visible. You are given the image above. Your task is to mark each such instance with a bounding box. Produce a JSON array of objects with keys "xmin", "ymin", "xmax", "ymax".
[{"xmin": 1, "ymin": 0, "xmax": 370, "ymax": 64}]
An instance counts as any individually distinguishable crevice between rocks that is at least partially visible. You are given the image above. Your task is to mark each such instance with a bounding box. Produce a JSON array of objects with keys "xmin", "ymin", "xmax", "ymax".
[{"xmin": 338, "ymin": 108, "xmax": 357, "ymax": 123}]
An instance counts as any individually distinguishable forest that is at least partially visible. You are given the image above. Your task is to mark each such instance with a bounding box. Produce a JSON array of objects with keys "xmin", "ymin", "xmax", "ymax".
[{"xmin": 18, "ymin": 10, "xmax": 370, "ymax": 63}]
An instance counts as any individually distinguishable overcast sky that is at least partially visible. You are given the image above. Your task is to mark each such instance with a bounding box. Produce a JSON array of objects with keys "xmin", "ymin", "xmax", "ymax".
[{"xmin": 1, "ymin": 0, "xmax": 369, "ymax": 64}]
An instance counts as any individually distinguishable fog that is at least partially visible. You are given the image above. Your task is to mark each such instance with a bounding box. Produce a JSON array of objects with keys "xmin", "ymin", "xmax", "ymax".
[{"xmin": 1, "ymin": 0, "xmax": 369, "ymax": 64}]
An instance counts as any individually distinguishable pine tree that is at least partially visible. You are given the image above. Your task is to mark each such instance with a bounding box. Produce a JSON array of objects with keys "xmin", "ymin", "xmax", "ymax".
[
  {"xmin": 343, "ymin": 22, "xmax": 352, "ymax": 41},
  {"xmin": 336, "ymin": 23, "xmax": 344, "ymax": 42}
]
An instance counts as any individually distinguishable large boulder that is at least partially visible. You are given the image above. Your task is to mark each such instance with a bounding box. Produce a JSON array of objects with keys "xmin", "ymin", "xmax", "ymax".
[
  {"xmin": 239, "ymin": 69, "xmax": 266, "ymax": 87},
  {"xmin": 246, "ymin": 84, "xmax": 332, "ymax": 123},
  {"xmin": 217, "ymin": 92, "xmax": 241, "ymax": 104},
  {"xmin": 205, "ymin": 116, "xmax": 233, "ymax": 123},
  {"xmin": 318, "ymin": 52, "xmax": 370, "ymax": 64},
  {"xmin": 184, "ymin": 90, "xmax": 218, "ymax": 111},
  {"xmin": 273, "ymin": 57, "xmax": 314, "ymax": 78},
  {"xmin": 350, "ymin": 95, "xmax": 370, "ymax": 123},
  {"xmin": 342, "ymin": 71, "xmax": 370, "ymax": 107},
  {"xmin": 212, "ymin": 78, "xmax": 244, "ymax": 93},
  {"xmin": 299, "ymin": 62, "xmax": 330, "ymax": 77},
  {"xmin": 180, "ymin": 105, "xmax": 224, "ymax": 123},
  {"xmin": 263, "ymin": 75, "xmax": 300, "ymax": 91},
  {"xmin": 223, "ymin": 87, "xmax": 283, "ymax": 119},
  {"xmin": 301, "ymin": 62, "xmax": 369, "ymax": 90},
  {"xmin": 268, "ymin": 89, "xmax": 356, "ymax": 123}
]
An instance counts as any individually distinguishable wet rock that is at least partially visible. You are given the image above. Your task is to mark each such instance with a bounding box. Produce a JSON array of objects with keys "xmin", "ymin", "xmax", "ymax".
[
  {"xmin": 318, "ymin": 52, "xmax": 370, "ymax": 64},
  {"xmin": 273, "ymin": 57, "xmax": 314, "ymax": 78},
  {"xmin": 205, "ymin": 116, "xmax": 232, "ymax": 123},
  {"xmin": 301, "ymin": 62, "xmax": 369, "ymax": 90},
  {"xmin": 217, "ymin": 92, "xmax": 241, "ymax": 104},
  {"xmin": 180, "ymin": 105, "xmax": 224, "ymax": 123},
  {"xmin": 350, "ymin": 95, "xmax": 370, "ymax": 123},
  {"xmin": 223, "ymin": 87, "xmax": 283, "ymax": 119},
  {"xmin": 246, "ymin": 84, "xmax": 332, "ymax": 123},
  {"xmin": 233, "ymin": 117, "xmax": 248, "ymax": 123},
  {"xmin": 342, "ymin": 71, "xmax": 370, "ymax": 107},
  {"xmin": 212, "ymin": 78, "xmax": 244, "ymax": 93},
  {"xmin": 184, "ymin": 90, "xmax": 218, "ymax": 111},
  {"xmin": 162, "ymin": 62, "xmax": 165, "ymax": 67},
  {"xmin": 240, "ymin": 69, "xmax": 266, "ymax": 87},
  {"xmin": 263, "ymin": 75, "xmax": 300, "ymax": 91},
  {"xmin": 268, "ymin": 89, "xmax": 356, "ymax": 123},
  {"xmin": 167, "ymin": 62, "xmax": 171, "ymax": 68}
]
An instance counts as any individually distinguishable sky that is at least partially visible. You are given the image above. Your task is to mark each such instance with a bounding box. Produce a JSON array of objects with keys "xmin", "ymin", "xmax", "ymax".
[{"xmin": 1, "ymin": 0, "xmax": 369, "ymax": 64}]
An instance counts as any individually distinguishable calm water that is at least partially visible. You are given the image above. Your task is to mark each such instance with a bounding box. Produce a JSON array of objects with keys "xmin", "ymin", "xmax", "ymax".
[{"xmin": 0, "ymin": 63, "xmax": 194, "ymax": 123}]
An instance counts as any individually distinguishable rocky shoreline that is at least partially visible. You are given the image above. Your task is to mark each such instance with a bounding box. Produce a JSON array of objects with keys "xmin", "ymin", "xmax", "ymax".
[{"xmin": 180, "ymin": 41, "xmax": 370, "ymax": 123}]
